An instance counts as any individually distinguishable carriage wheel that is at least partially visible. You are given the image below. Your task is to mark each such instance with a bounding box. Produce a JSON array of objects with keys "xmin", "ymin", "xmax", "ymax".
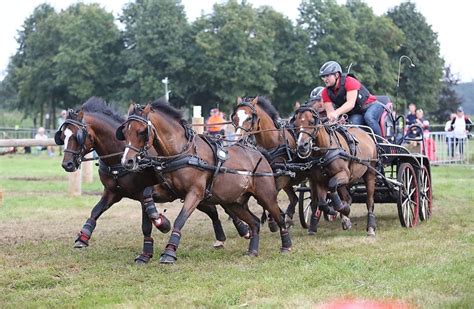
[
  {"xmin": 397, "ymin": 163, "xmax": 419, "ymax": 228},
  {"xmin": 418, "ymin": 165, "xmax": 433, "ymax": 221},
  {"xmin": 298, "ymin": 189, "xmax": 320, "ymax": 229}
]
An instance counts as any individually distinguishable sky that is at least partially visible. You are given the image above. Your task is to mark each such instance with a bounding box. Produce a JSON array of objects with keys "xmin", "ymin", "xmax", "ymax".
[{"xmin": 0, "ymin": 0, "xmax": 472, "ymax": 82}]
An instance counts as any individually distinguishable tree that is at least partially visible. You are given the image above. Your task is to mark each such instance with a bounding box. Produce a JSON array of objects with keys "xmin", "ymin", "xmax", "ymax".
[
  {"xmin": 186, "ymin": 0, "xmax": 277, "ymax": 113},
  {"xmin": 386, "ymin": 2, "xmax": 443, "ymax": 112},
  {"xmin": 6, "ymin": 4, "xmax": 60, "ymax": 128},
  {"xmin": 257, "ymin": 6, "xmax": 313, "ymax": 116},
  {"xmin": 431, "ymin": 65, "xmax": 462, "ymax": 122},
  {"xmin": 54, "ymin": 3, "xmax": 124, "ymax": 104},
  {"xmin": 119, "ymin": 0, "xmax": 190, "ymax": 105}
]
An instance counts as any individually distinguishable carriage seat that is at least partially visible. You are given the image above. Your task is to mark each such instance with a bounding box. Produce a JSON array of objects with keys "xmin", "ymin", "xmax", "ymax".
[{"xmin": 375, "ymin": 95, "xmax": 395, "ymax": 139}]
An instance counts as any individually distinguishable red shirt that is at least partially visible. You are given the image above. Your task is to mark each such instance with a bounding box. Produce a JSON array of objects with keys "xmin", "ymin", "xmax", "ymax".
[{"xmin": 321, "ymin": 75, "xmax": 377, "ymax": 106}]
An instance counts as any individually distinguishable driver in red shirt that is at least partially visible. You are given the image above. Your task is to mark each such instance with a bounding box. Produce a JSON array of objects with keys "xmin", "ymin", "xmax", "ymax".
[{"xmin": 320, "ymin": 61, "xmax": 385, "ymax": 136}]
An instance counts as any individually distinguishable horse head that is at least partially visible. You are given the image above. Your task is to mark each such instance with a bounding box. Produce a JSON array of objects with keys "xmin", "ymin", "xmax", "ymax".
[
  {"xmin": 232, "ymin": 96, "xmax": 258, "ymax": 137},
  {"xmin": 117, "ymin": 103, "xmax": 154, "ymax": 171},
  {"xmin": 293, "ymin": 106, "xmax": 321, "ymax": 159},
  {"xmin": 55, "ymin": 109, "xmax": 91, "ymax": 172}
]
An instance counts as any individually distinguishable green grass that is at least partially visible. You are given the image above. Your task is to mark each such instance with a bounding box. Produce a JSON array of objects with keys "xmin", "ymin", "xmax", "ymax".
[{"xmin": 0, "ymin": 154, "xmax": 473, "ymax": 308}]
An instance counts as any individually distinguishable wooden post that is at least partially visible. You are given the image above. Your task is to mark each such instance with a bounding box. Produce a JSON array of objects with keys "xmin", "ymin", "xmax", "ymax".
[
  {"xmin": 192, "ymin": 106, "xmax": 204, "ymax": 134},
  {"xmin": 82, "ymin": 152, "xmax": 93, "ymax": 183},
  {"xmin": 69, "ymin": 169, "xmax": 82, "ymax": 196}
]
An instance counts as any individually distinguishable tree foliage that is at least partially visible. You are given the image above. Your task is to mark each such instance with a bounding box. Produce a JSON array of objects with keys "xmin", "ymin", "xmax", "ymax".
[
  {"xmin": 386, "ymin": 2, "xmax": 443, "ymax": 112},
  {"xmin": 1, "ymin": 0, "xmax": 447, "ymax": 124}
]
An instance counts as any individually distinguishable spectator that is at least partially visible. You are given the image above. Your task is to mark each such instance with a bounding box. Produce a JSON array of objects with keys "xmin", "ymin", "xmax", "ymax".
[
  {"xmin": 34, "ymin": 127, "xmax": 54, "ymax": 156},
  {"xmin": 206, "ymin": 108, "xmax": 226, "ymax": 137},
  {"xmin": 405, "ymin": 103, "xmax": 418, "ymax": 138},
  {"xmin": 449, "ymin": 107, "xmax": 472, "ymax": 159},
  {"xmin": 444, "ymin": 113, "xmax": 456, "ymax": 158}
]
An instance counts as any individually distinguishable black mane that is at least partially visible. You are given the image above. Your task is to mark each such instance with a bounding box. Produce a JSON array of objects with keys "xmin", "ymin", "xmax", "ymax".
[
  {"xmin": 82, "ymin": 97, "xmax": 125, "ymax": 124},
  {"xmin": 149, "ymin": 98, "xmax": 183, "ymax": 121},
  {"xmin": 256, "ymin": 96, "xmax": 280, "ymax": 123}
]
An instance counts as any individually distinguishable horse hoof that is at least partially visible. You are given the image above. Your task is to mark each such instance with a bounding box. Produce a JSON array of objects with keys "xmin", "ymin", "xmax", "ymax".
[
  {"xmin": 280, "ymin": 247, "xmax": 291, "ymax": 254},
  {"xmin": 213, "ymin": 240, "xmax": 225, "ymax": 249},
  {"xmin": 367, "ymin": 227, "xmax": 376, "ymax": 237},
  {"xmin": 243, "ymin": 232, "xmax": 251, "ymax": 240},
  {"xmin": 74, "ymin": 240, "xmax": 88, "ymax": 248},
  {"xmin": 341, "ymin": 218, "xmax": 352, "ymax": 230},
  {"xmin": 268, "ymin": 220, "xmax": 278, "ymax": 233},
  {"xmin": 246, "ymin": 250, "xmax": 258, "ymax": 257},
  {"xmin": 159, "ymin": 254, "xmax": 177, "ymax": 264},
  {"xmin": 308, "ymin": 230, "xmax": 317, "ymax": 236}
]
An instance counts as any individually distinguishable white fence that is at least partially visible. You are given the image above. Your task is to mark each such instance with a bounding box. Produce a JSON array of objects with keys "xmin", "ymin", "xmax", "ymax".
[{"xmin": 426, "ymin": 131, "xmax": 472, "ymax": 165}]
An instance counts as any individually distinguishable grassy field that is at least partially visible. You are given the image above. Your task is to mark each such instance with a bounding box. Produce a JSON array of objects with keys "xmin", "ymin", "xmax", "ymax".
[{"xmin": 0, "ymin": 154, "xmax": 473, "ymax": 308}]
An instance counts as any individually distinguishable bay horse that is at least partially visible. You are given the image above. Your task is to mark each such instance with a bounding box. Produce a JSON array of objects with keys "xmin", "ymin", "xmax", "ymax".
[
  {"xmin": 117, "ymin": 100, "xmax": 292, "ymax": 263},
  {"xmin": 55, "ymin": 97, "xmax": 248, "ymax": 264},
  {"xmin": 292, "ymin": 106, "xmax": 378, "ymax": 236},
  {"xmin": 231, "ymin": 96, "xmax": 306, "ymax": 228}
]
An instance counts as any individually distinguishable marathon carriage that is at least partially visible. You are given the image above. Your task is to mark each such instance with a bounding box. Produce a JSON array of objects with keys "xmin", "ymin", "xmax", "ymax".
[{"xmin": 296, "ymin": 96, "xmax": 433, "ymax": 229}]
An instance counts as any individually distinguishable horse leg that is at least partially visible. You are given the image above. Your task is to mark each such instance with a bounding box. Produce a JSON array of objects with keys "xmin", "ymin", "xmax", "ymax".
[
  {"xmin": 135, "ymin": 207, "xmax": 154, "ymax": 265},
  {"xmin": 328, "ymin": 172, "xmax": 351, "ymax": 216},
  {"xmin": 159, "ymin": 191, "xmax": 202, "ymax": 264},
  {"xmin": 283, "ymin": 185, "xmax": 298, "ymax": 228},
  {"xmin": 337, "ymin": 185, "xmax": 353, "ymax": 230},
  {"xmin": 74, "ymin": 192, "xmax": 120, "ymax": 248},
  {"xmin": 308, "ymin": 182, "xmax": 332, "ymax": 235},
  {"xmin": 223, "ymin": 208, "xmax": 250, "ymax": 239},
  {"xmin": 254, "ymin": 190, "xmax": 292, "ymax": 253},
  {"xmin": 196, "ymin": 203, "xmax": 227, "ymax": 249},
  {"xmin": 228, "ymin": 204, "xmax": 260, "ymax": 256},
  {"xmin": 364, "ymin": 171, "xmax": 377, "ymax": 237},
  {"xmin": 143, "ymin": 186, "xmax": 170, "ymax": 234}
]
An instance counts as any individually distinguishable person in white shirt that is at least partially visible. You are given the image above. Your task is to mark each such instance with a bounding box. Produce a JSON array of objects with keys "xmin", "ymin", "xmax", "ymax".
[
  {"xmin": 448, "ymin": 107, "xmax": 472, "ymax": 159},
  {"xmin": 444, "ymin": 113, "xmax": 456, "ymax": 158},
  {"xmin": 34, "ymin": 127, "xmax": 54, "ymax": 156}
]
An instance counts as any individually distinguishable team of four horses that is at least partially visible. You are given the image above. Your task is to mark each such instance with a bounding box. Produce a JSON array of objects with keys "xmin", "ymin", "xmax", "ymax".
[{"xmin": 55, "ymin": 95, "xmax": 381, "ymax": 265}]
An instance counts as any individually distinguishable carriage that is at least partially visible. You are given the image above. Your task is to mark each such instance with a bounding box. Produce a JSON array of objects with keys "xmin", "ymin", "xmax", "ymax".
[{"xmin": 296, "ymin": 95, "xmax": 433, "ymax": 229}]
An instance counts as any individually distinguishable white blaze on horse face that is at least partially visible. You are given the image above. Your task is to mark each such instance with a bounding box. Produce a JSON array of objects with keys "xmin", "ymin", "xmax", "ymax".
[
  {"xmin": 122, "ymin": 142, "xmax": 131, "ymax": 165},
  {"xmin": 63, "ymin": 128, "xmax": 73, "ymax": 149},
  {"xmin": 235, "ymin": 109, "xmax": 250, "ymax": 136},
  {"xmin": 297, "ymin": 117, "xmax": 306, "ymax": 145}
]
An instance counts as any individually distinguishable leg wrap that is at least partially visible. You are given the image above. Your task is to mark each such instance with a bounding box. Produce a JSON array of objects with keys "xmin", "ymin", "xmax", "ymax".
[
  {"xmin": 135, "ymin": 237, "xmax": 154, "ymax": 264},
  {"xmin": 280, "ymin": 230, "xmax": 292, "ymax": 250},
  {"xmin": 212, "ymin": 221, "xmax": 226, "ymax": 242},
  {"xmin": 167, "ymin": 229, "xmax": 181, "ymax": 250},
  {"xmin": 367, "ymin": 212, "xmax": 376, "ymax": 231},
  {"xmin": 233, "ymin": 219, "xmax": 249, "ymax": 238},
  {"xmin": 248, "ymin": 234, "xmax": 259, "ymax": 256},
  {"xmin": 76, "ymin": 218, "xmax": 96, "ymax": 244},
  {"xmin": 318, "ymin": 202, "xmax": 337, "ymax": 216},
  {"xmin": 145, "ymin": 201, "xmax": 159, "ymax": 220},
  {"xmin": 329, "ymin": 192, "xmax": 350, "ymax": 216}
]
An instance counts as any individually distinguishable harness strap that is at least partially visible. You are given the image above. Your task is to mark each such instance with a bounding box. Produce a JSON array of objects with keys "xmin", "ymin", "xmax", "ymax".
[{"xmin": 98, "ymin": 159, "xmax": 130, "ymax": 179}]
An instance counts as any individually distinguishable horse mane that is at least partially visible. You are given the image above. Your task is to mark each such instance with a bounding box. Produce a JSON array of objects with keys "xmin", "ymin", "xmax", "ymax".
[
  {"xmin": 82, "ymin": 96, "xmax": 125, "ymax": 124},
  {"xmin": 149, "ymin": 98, "xmax": 183, "ymax": 121},
  {"xmin": 256, "ymin": 96, "xmax": 280, "ymax": 123}
]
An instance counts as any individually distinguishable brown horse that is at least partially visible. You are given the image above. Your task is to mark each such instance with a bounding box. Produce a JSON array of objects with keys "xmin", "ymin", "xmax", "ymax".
[
  {"xmin": 231, "ymin": 96, "xmax": 306, "ymax": 227},
  {"xmin": 117, "ymin": 100, "xmax": 292, "ymax": 263},
  {"xmin": 292, "ymin": 106, "xmax": 378, "ymax": 236},
  {"xmin": 55, "ymin": 97, "xmax": 248, "ymax": 264}
]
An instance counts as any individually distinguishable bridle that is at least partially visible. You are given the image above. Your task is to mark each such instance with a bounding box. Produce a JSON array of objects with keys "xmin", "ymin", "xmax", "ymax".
[
  {"xmin": 231, "ymin": 100, "xmax": 258, "ymax": 133},
  {"xmin": 117, "ymin": 113, "xmax": 156, "ymax": 160},
  {"xmin": 55, "ymin": 114, "xmax": 89, "ymax": 167},
  {"xmin": 293, "ymin": 106, "xmax": 322, "ymax": 159}
]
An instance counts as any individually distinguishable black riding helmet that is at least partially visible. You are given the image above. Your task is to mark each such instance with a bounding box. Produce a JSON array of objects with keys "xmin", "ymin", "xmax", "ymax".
[
  {"xmin": 309, "ymin": 86, "xmax": 324, "ymax": 102},
  {"xmin": 319, "ymin": 61, "xmax": 342, "ymax": 76}
]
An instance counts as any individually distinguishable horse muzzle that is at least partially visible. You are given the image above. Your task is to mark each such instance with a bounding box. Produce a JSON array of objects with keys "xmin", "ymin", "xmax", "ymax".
[
  {"xmin": 297, "ymin": 141, "xmax": 312, "ymax": 159},
  {"xmin": 62, "ymin": 160, "xmax": 78, "ymax": 172},
  {"xmin": 122, "ymin": 156, "xmax": 139, "ymax": 171}
]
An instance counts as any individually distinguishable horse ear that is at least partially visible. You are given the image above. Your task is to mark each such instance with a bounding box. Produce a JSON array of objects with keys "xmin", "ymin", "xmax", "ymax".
[
  {"xmin": 237, "ymin": 97, "xmax": 242, "ymax": 104},
  {"xmin": 251, "ymin": 96, "xmax": 258, "ymax": 106}
]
